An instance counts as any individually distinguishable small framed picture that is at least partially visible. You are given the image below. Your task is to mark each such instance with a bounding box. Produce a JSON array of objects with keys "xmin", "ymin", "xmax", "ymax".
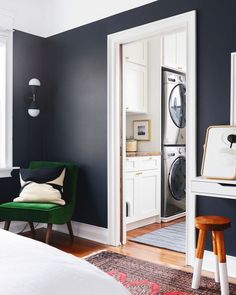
[{"xmin": 133, "ymin": 120, "xmax": 151, "ymax": 141}]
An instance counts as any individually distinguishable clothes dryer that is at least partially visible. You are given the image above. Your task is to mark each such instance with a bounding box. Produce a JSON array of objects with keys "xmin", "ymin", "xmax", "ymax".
[{"xmin": 162, "ymin": 70, "xmax": 186, "ymax": 145}]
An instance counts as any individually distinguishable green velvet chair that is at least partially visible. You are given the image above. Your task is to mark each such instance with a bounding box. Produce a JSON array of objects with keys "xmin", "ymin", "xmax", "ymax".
[{"xmin": 0, "ymin": 161, "xmax": 78, "ymax": 244}]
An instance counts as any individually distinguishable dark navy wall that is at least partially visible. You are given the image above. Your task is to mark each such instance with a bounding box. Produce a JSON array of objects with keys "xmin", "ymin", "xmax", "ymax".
[
  {"xmin": 13, "ymin": 31, "xmax": 47, "ymax": 165},
  {"xmin": 45, "ymin": 0, "xmax": 236, "ymax": 255},
  {"xmin": 2, "ymin": 0, "xmax": 236, "ymax": 255},
  {"xmin": 0, "ymin": 31, "xmax": 47, "ymax": 202}
]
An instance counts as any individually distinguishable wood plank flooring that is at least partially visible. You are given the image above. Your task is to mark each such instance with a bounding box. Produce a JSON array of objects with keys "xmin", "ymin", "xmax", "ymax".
[{"xmin": 21, "ymin": 218, "xmax": 236, "ymax": 284}]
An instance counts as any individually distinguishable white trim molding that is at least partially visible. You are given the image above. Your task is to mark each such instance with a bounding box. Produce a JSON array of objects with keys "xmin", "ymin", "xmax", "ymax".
[
  {"xmin": 107, "ymin": 10, "xmax": 197, "ymax": 268},
  {"xmin": 0, "ymin": 10, "xmax": 13, "ymax": 177},
  {"xmin": 203, "ymin": 250, "xmax": 236, "ymax": 279},
  {"xmin": 53, "ymin": 222, "xmax": 109, "ymax": 244},
  {"xmin": 0, "ymin": 221, "xmax": 44, "ymax": 233},
  {"xmin": 0, "ymin": 167, "xmax": 19, "ymax": 178},
  {"xmin": 0, "ymin": 221, "xmax": 109, "ymax": 245},
  {"xmin": 0, "ymin": 168, "xmax": 13, "ymax": 178},
  {"xmin": 230, "ymin": 52, "xmax": 236, "ymax": 125}
]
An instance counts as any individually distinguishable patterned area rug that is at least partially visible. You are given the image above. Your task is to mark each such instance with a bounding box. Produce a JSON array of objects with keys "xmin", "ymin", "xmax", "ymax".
[
  {"xmin": 86, "ymin": 251, "xmax": 236, "ymax": 295},
  {"xmin": 130, "ymin": 221, "xmax": 186, "ymax": 253}
]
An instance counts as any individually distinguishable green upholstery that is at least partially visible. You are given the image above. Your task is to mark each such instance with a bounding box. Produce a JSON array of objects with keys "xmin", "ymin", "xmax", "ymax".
[{"xmin": 0, "ymin": 161, "xmax": 78, "ymax": 234}]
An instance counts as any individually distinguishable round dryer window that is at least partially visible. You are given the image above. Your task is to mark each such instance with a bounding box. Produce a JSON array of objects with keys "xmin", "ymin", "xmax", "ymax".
[
  {"xmin": 168, "ymin": 156, "xmax": 186, "ymax": 201},
  {"xmin": 169, "ymin": 84, "xmax": 186, "ymax": 128}
]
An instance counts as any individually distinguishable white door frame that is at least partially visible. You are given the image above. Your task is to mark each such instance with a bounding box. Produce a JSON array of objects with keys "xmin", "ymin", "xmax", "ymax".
[{"xmin": 107, "ymin": 10, "xmax": 197, "ymax": 266}]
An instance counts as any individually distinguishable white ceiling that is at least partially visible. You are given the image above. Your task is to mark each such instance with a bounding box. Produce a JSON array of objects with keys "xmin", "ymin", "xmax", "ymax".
[{"xmin": 0, "ymin": 0, "xmax": 156, "ymax": 37}]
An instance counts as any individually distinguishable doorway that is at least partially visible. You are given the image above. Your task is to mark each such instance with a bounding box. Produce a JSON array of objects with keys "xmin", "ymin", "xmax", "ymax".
[{"xmin": 107, "ymin": 11, "xmax": 197, "ymax": 266}]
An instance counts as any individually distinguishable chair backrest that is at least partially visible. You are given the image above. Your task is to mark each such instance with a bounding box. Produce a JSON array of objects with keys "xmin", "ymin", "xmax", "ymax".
[{"xmin": 29, "ymin": 161, "xmax": 78, "ymax": 207}]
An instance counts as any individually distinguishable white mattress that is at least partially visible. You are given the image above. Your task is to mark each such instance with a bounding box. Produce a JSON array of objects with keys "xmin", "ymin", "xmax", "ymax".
[{"xmin": 0, "ymin": 229, "xmax": 130, "ymax": 295}]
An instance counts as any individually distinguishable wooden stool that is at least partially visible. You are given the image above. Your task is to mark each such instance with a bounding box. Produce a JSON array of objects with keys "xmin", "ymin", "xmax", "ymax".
[{"xmin": 192, "ymin": 216, "xmax": 231, "ymax": 295}]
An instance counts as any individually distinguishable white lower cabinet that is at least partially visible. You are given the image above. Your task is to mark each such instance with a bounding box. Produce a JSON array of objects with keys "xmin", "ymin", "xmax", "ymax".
[
  {"xmin": 125, "ymin": 156, "xmax": 161, "ymax": 228},
  {"xmin": 139, "ymin": 170, "xmax": 160, "ymax": 217}
]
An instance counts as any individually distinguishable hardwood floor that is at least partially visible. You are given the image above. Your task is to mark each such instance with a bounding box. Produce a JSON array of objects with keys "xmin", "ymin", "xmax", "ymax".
[{"xmin": 21, "ymin": 218, "xmax": 236, "ymax": 284}]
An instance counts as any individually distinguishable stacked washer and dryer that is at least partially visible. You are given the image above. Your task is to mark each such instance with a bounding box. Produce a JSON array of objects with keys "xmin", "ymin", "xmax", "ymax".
[{"xmin": 161, "ymin": 70, "xmax": 186, "ymax": 222}]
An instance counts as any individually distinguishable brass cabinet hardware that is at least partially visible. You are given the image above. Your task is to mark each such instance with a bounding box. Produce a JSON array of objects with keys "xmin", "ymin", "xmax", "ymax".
[{"xmin": 135, "ymin": 172, "xmax": 142, "ymax": 176}]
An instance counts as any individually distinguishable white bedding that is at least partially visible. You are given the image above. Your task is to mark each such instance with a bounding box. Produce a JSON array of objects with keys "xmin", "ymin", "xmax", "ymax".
[{"xmin": 0, "ymin": 229, "xmax": 130, "ymax": 295}]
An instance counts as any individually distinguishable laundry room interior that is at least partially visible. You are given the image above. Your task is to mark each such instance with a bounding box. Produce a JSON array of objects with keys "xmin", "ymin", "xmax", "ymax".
[{"xmin": 123, "ymin": 26, "xmax": 187, "ymax": 254}]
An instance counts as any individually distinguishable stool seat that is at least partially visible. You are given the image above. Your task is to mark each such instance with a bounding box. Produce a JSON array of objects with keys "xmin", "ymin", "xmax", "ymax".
[{"xmin": 196, "ymin": 216, "xmax": 231, "ymax": 231}]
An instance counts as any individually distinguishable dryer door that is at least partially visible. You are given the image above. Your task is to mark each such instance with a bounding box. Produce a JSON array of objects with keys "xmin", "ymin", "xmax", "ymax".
[
  {"xmin": 168, "ymin": 156, "xmax": 186, "ymax": 201},
  {"xmin": 169, "ymin": 84, "xmax": 186, "ymax": 128}
]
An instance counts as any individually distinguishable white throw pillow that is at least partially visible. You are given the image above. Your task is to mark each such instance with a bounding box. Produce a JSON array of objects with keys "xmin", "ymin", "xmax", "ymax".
[{"xmin": 14, "ymin": 168, "xmax": 66, "ymax": 205}]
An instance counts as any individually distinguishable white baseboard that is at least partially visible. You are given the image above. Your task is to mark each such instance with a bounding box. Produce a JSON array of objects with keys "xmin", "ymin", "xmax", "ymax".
[
  {"xmin": 0, "ymin": 220, "xmax": 108, "ymax": 245},
  {"xmin": 0, "ymin": 221, "xmax": 44, "ymax": 233},
  {"xmin": 202, "ymin": 250, "xmax": 236, "ymax": 278},
  {"xmin": 126, "ymin": 215, "xmax": 161, "ymax": 231},
  {"xmin": 52, "ymin": 221, "xmax": 109, "ymax": 245}
]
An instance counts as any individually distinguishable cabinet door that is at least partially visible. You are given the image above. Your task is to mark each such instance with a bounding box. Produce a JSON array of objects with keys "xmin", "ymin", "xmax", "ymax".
[
  {"xmin": 163, "ymin": 30, "xmax": 186, "ymax": 71},
  {"xmin": 125, "ymin": 169, "xmax": 161, "ymax": 224},
  {"xmin": 125, "ymin": 172, "xmax": 138, "ymax": 219},
  {"xmin": 163, "ymin": 33, "xmax": 177, "ymax": 69},
  {"xmin": 138, "ymin": 170, "xmax": 161, "ymax": 218},
  {"xmin": 176, "ymin": 30, "xmax": 186, "ymax": 71},
  {"xmin": 123, "ymin": 41, "xmax": 147, "ymax": 66},
  {"xmin": 123, "ymin": 62, "xmax": 147, "ymax": 113}
]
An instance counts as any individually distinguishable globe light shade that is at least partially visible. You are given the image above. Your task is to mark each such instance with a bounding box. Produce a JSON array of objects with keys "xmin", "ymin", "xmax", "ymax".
[
  {"xmin": 28, "ymin": 101, "xmax": 40, "ymax": 117},
  {"xmin": 28, "ymin": 109, "xmax": 40, "ymax": 117},
  {"xmin": 29, "ymin": 78, "xmax": 41, "ymax": 95},
  {"xmin": 28, "ymin": 78, "xmax": 41, "ymax": 87}
]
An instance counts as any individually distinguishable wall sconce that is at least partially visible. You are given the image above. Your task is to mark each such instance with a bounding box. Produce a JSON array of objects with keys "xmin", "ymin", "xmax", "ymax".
[{"xmin": 28, "ymin": 78, "xmax": 41, "ymax": 117}]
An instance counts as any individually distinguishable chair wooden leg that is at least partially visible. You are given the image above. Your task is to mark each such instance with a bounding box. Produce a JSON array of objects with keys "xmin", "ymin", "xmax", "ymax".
[
  {"xmin": 192, "ymin": 229, "xmax": 208, "ymax": 289},
  {"xmin": 67, "ymin": 221, "xmax": 74, "ymax": 240},
  {"xmin": 29, "ymin": 222, "xmax": 35, "ymax": 238},
  {"xmin": 45, "ymin": 224, "xmax": 53, "ymax": 244},
  {"xmin": 4, "ymin": 220, "xmax": 11, "ymax": 231},
  {"xmin": 212, "ymin": 231, "xmax": 220, "ymax": 283},
  {"xmin": 215, "ymin": 231, "xmax": 229, "ymax": 295}
]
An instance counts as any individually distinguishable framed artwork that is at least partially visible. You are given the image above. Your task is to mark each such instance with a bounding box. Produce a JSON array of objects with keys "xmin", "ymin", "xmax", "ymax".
[
  {"xmin": 133, "ymin": 120, "xmax": 151, "ymax": 141},
  {"xmin": 201, "ymin": 125, "xmax": 236, "ymax": 179}
]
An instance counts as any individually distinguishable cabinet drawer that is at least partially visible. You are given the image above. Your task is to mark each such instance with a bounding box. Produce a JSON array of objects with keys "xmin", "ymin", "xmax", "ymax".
[
  {"xmin": 191, "ymin": 180, "xmax": 236, "ymax": 198},
  {"xmin": 126, "ymin": 156, "xmax": 161, "ymax": 172},
  {"xmin": 139, "ymin": 157, "xmax": 160, "ymax": 170}
]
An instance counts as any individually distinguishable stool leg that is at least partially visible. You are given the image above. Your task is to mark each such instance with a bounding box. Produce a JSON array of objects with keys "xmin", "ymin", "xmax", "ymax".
[
  {"xmin": 212, "ymin": 231, "xmax": 220, "ymax": 283},
  {"xmin": 215, "ymin": 231, "xmax": 229, "ymax": 295},
  {"xmin": 192, "ymin": 229, "xmax": 208, "ymax": 289}
]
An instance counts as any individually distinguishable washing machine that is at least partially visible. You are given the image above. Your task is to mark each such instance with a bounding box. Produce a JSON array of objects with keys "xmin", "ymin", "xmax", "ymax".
[
  {"xmin": 162, "ymin": 145, "xmax": 186, "ymax": 221},
  {"xmin": 162, "ymin": 70, "xmax": 186, "ymax": 145}
]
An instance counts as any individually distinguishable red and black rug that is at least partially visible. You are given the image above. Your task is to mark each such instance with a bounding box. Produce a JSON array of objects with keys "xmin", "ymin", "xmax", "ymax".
[{"xmin": 86, "ymin": 251, "xmax": 236, "ymax": 294}]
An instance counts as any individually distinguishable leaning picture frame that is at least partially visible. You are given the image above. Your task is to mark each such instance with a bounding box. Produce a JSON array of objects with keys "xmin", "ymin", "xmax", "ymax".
[
  {"xmin": 201, "ymin": 125, "xmax": 236, "ymax": 179},
  {"xmin": 133, "ymin": 120, "xmax": 151, "ymax": 141}
]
